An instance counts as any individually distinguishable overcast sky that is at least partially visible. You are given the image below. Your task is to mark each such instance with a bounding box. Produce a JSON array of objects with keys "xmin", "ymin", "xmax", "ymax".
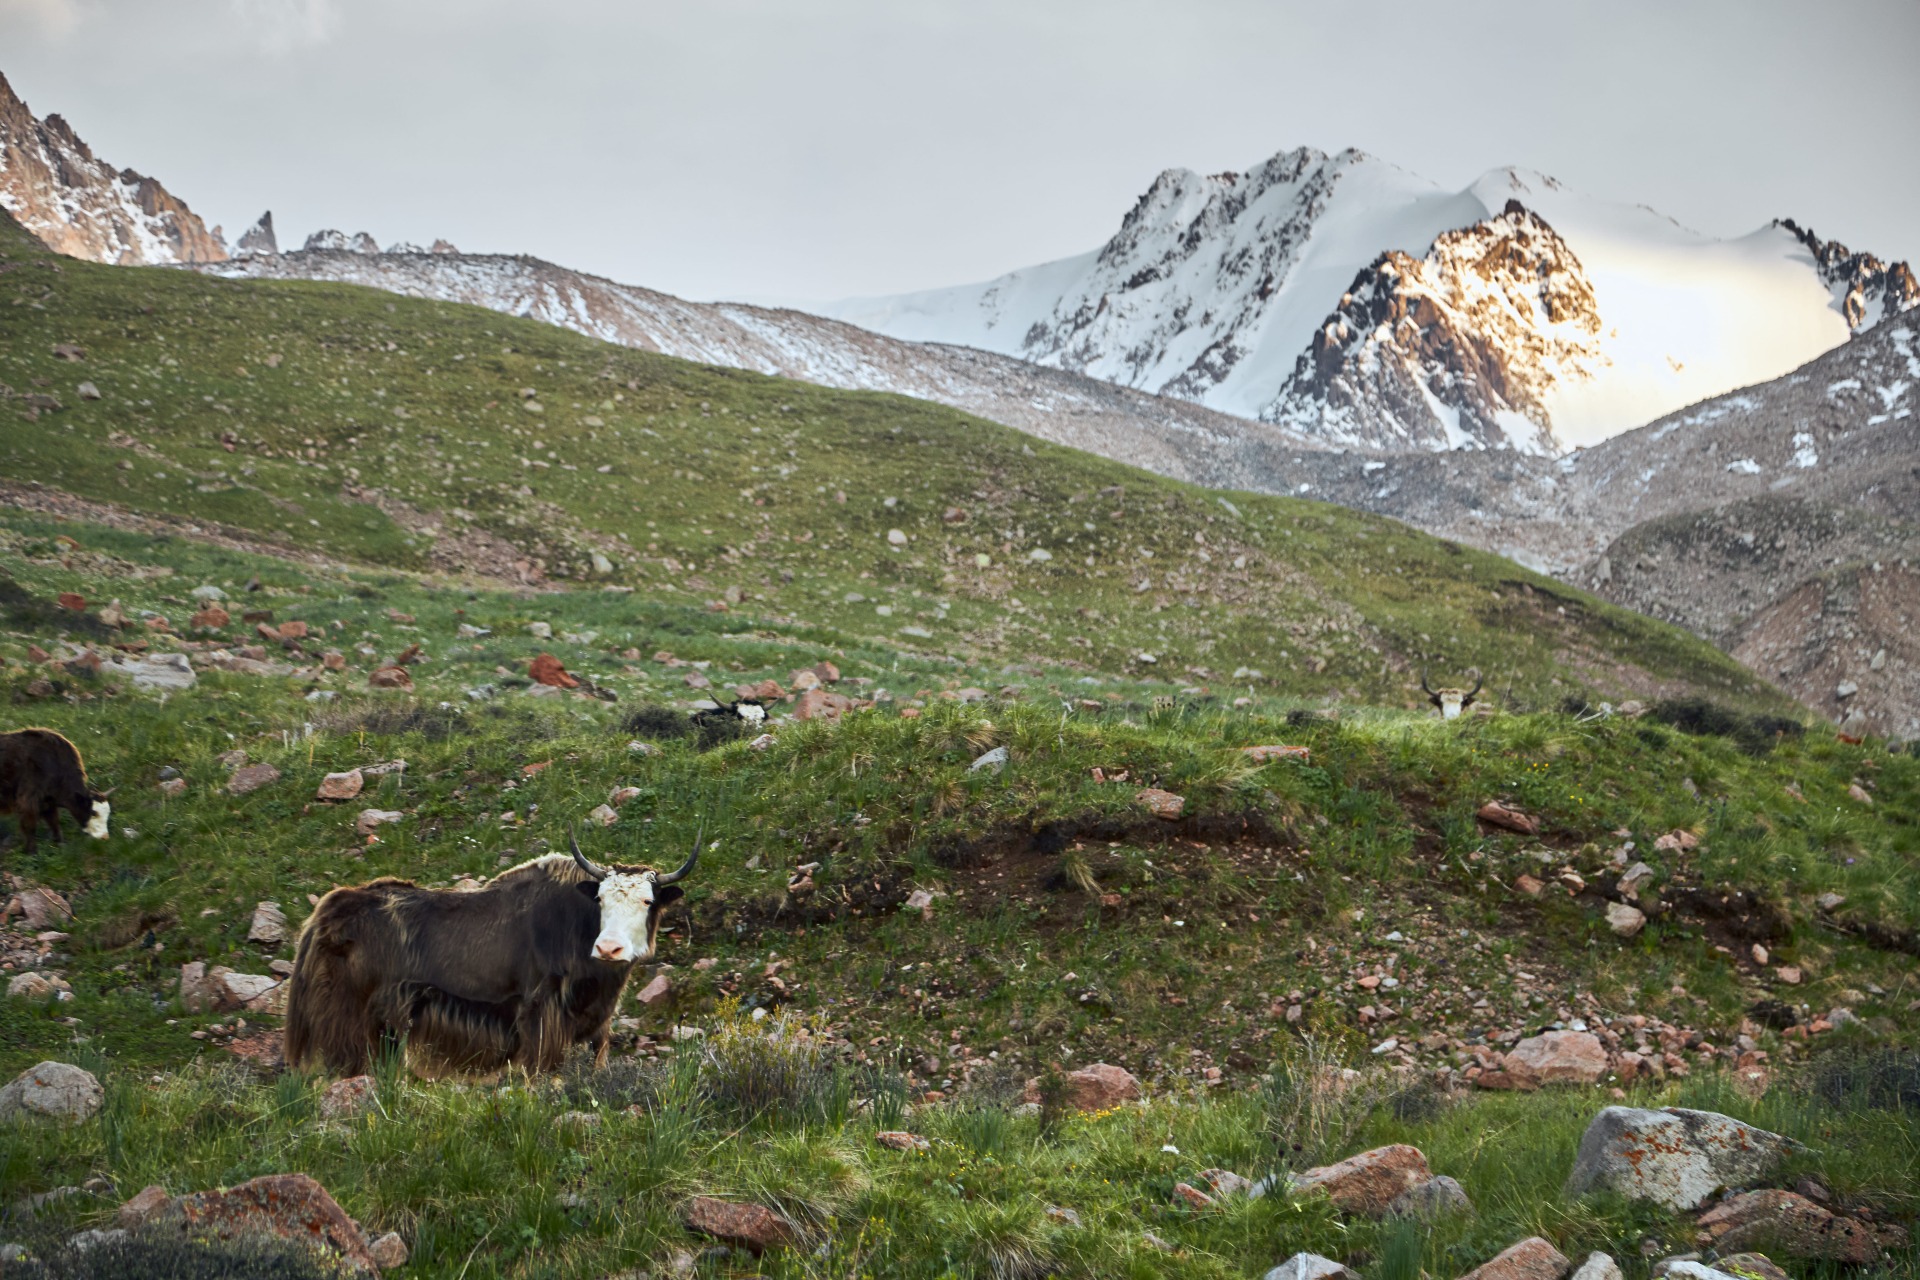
[{"xmin": 4, "ymin": 0, "xmax": 1916, "ymax": 304}]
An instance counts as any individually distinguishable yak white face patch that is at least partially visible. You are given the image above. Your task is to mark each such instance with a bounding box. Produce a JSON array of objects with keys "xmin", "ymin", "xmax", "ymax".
[
  {"xmin": 736, "ymin": 702, "xmax": 766, "ymax": 724},
  {"xmin": 1438, "ymin": 694, "xmax": 1464, "ymax": 721},
  {"xmin": 85, "ymin": 799, "xmax": 111, "ymax": 839},
  {"xmin": 590, "ymin": 871, "xmax": 657, "ymax": 964}
]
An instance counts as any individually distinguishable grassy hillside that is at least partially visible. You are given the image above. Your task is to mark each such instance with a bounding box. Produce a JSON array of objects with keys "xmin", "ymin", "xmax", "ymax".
[
  {"xmin": 0, "ymin": 207, "xmax": 1783, "ymax": 714},
  {"xmin": 0, "ymin": 513, "xmax": 1915, "ymax": 1277}
]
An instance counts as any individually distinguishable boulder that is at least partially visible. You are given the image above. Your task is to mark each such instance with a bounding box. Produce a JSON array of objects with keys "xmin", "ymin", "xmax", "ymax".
[
  {"xmin": 679, "ymin": 1195, "xmax": 798, "ymax": 1254},
  {"xmin": 227, "ymin": 763, "xmax": 282, "ymax": 796},
  {"xmin": 1021, "ymin": 1062, "xmax": 1141, "ymax": 1112},
  {"xmin": 247, "ymin": 901, "xmax": 287, "ymax": 945},
  {"xmin": 1504, "ymin": 1031, "xmax": 1608, "ymax": 1087},
  {"xmin": 0, "ymin": 1061, "xmax": 103, "ymax": 1124},
  {"xmin": 1697, "ymin": 1189, "xmax": 1886, "ymax": 1263},
  {"xmin": 1563, "ymin": 1107, "xmax": 1792, "ymax": 1210},
  {"xmin": 113, "ymin": 652, "xmax": 197, "ymax": 690},
  {"xmin": 1568, "ymin": 1255, "xmax": 1621, "ymax": 1280},
  {"xmin": 1387, "ymin": 1173, "xmax": 1473, "ymax": 1218},
  {"xmin": 15, "ymin": 886, "xmax": 73, "ymax": 928},
  {"xmin": 7, "ymin": 972, "xmax": 70, "ymax": 1001},
  {"xmin": 1292, "ymin": 1144, "xmax": 1432, "ymax": 1217},
  {"xmin": 157, "ymin": 1173, "xmax": 378, "ymax": 1273},
  {"xmin": 318, "ymin": 1076, "xmax": 377, "ymax": 1121},
  {"xmin": 1457, "ymin": 1237, "xmax": 1571, "ymax": 1280},
  {"xmin": 1264, "ymin": 1255, "xmax": 1358, "ymax": 1280}
]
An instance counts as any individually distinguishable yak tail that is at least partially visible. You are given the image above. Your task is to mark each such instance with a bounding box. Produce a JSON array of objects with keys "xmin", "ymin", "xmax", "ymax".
[{"xmin": 282, "ymin": 895, "xmax": 373, "ymax": 1076}]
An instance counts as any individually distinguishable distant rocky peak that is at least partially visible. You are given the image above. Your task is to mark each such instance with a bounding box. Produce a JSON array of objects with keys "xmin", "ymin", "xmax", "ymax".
[
  {"xmin": 236, "ymin": 211, "xmax": 278, "ymax": 256},
  {"xmin": 0, "ymin": 71, "xmax": 227, "ymax": 265},
  {"xmin": 1266, "ymin": 200, "xmax": 1601, "ymax": 454},
  {"xmin": 1776, "ymin": 217, "xmax": 1919, "ymax": 331},
  {"xmin": 303, "ymin": 229, "xmax": 380, "ymax": 254}
]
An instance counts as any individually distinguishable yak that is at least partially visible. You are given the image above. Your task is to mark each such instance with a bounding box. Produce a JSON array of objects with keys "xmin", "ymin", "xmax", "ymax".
[
  {"xmin": 284, "ymin": 826, "xmax": 697, "ymax": 1077},
  {"xmin": 1420, "ymin": 669, "xmax": 1484, "ymax": 721},
  {"xmin": 0, "ymin": 728, "xmax": 109, "ymax": 856}
]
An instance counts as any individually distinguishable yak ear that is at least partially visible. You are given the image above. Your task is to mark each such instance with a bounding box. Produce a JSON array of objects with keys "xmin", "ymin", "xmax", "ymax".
[
  {"xmin": 577, "ymin": 880, "xmax": 601, "ymax": 901},
  {"xmin": 655, "ymin": 885, "xmax": 685, "ymax": 909}
]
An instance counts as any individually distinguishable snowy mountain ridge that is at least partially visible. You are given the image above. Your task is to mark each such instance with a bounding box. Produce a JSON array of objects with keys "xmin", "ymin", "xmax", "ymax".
[{"xmin": 825, "ymin": 149, "xmax": 1916, "ymax": 454}]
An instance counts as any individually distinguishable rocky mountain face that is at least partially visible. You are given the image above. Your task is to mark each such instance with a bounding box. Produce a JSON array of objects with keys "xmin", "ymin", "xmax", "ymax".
[
  {"xmin": 1269, "ymin": 200, "xmax": 1601, "ymax": 452},
  {"xmin": 0, "ymin": 72, "xmax": 226, "ymax": 265},
  {"xmin": 1777, "ymin": 218, "xmax": 1920, "ymax": 330},
  {"xmin": 193, "ymin": 244, "xmax": 1317, "ymax": 488},
  {"xmin": 826, "ymin": 149, "xmax": 1915, "ymax": 456}
]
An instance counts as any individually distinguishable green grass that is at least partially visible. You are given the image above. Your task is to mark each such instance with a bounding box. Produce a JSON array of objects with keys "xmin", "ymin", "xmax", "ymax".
[
  {"xmin": 0, "ymin": 205, "xmax": 1785, "ymax": 714},
  {"xmin": 0, "ymin": 210, "xmax": 1915, "ymax": 1277}
]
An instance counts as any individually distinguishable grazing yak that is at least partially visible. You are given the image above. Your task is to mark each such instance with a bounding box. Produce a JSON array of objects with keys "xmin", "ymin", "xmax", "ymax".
[
  {"xmin": 285, "ymin": 827, "xmax": 698, "ymax": 1076},
  {"xmin": 1420, "ymin": 670, "xmax": 1484, "ymax": 720},
  {"xmin": 0, "ymin": 728, "xmax": 109, "ymax": 856}
]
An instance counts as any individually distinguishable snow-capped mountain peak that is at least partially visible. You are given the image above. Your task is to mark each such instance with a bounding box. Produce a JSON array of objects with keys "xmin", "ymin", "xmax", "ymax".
[{"xmin": 824, "ymin": 149, "xmax": 1915, "ymax": 455}]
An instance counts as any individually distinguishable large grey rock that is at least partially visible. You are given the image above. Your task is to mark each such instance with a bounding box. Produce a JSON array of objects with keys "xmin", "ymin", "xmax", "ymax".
[
  {"xmin": 0, "ymin": 1061, "xmax": 103, "ymax": 1123},
  {"xmin": 1563, "ymin": 1107, "xmax": 1793, "ymax": 1210},
  {"xmin": 1264, "ymin": 1254, "xmax": 1357, "ymax": 1280},
  {"xmin": 113, "ymin": 651, "xmax": 197, "ymax": 690}
]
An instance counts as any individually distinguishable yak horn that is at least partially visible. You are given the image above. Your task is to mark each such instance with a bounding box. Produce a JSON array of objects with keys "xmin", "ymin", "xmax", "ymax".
[
  {"xmin": 656, "ymin": 822, "xmax": 703, "ymax": 887},
  {"xmin": 569, "ymin": 824, "xmax": 610, "ymax": 881},
  {"xmin": 1464, "ymin": 673, "xmax": 1485, "ymax": 702},
  {"xmin": 1419, "ymin": 667, "xmax": 1435, "ymax": 696}
]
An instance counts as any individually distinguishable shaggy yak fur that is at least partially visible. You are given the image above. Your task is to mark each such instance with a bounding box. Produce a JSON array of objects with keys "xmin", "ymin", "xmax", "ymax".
[
  {"xmin": 284, "ymin": 852, "xmax": 685, "ymax": 1076},
  {"xmin": 0, "ymin": 727, "xmax": 108, "ymax": 856}
]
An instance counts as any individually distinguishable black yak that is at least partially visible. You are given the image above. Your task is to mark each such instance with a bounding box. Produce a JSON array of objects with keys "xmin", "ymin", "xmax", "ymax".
[
  {"xmin": 284, "ymin": 827, "xmax": 697, "ymax": 1076},
  {"xmin": 0, "ymin": 728, "xmax": 109, "ymax": 856}
]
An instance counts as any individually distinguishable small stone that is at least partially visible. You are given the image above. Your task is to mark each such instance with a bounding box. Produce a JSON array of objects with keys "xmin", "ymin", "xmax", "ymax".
[
  {"xmin": 1263, "ymin": 1253, "xmax": 1358, "ymax": 1280},
  {"xmin": 1847, "ymin": 783, "xmax": 1872, "ymax": 805},
  {"xmin": 1171, "ymin": 1182, "xmax": 1216, "ymax": 1210},
  {"xmin": 1697, "ymin": 1189, "xmax": 1883, "ymax": 1263},
  {"xmin": 1776, "ymin": 965, "xmax": 1803, "ymax": 985},
  {"xmin": 317, "ymin": 769, "xmax": 364, "ymax": 800},
  {"xmin": 368, "ymin": 1232, "xmax": 409, "ymax": 1269},
  {"xmin": 118, "ymin": 1185, "xmax": 173, "ymax": 1229},
  {"xmin": 1504, "ymin": 1031, "xmax": 1609, "ymax": 1087},
  {"xmin": 367, "ymin": 665, "xmax": 413, "ymax": 690},
  {"xmin": 16, "ymin": 887, "xmax": 73, "ymax": 929},
  {"xmin": 1199, "ymin": 1168, "xmax": 1251, "ymax": 1198},
  {"xmin": 886, "ymin": 528, "xmax": 907, "ymax": 545},
  {"xmin": 190, "ymin": 606, "xmax": 230, "ymax": 630},
  {"xmin": 875, "ymin": 1131, "xmax": 929, "ymax": 1152},
  {"xmin": 1606, "ymin": 902, "xmax": 1646, "ymax": 938},
  {"xmin": 319, "ymin": 1075, "xmax": 377, "ymax": 1121},
  {"xmin": 587, "ymin": 803, "xmax": 619, "ymax": 828},
  {"xmin": 609, "ymin": 786, "xmax": 643, "ymax": 808},
  {"xmin": 1044, "ymin": 1205, "xmax": 1082, "ymax": 1228},
  {"xmin": 679, "ymin": 1196, "xmax": 798, "ymax": 1254},
  {"xmin": 77, "ymin": 381, "xmax": 102, "ymax": 400},
  {"xmin": 1476, "ymin": 801, "xmax": 1539, "ymax": 834},
  {"xmin": 636, "ymin": 973, "xmax": 671, "ymax": 1006},
  {"xmin": 528, "ymin": 621, "xmax": 553, "ymax": 639},
  {"xmin": 1713, "ymin": 1255, "xmax": 1790, "ymax": 1280},
  {"xmin": 158, "ymin": 776, "xmax": 188, "ymax": 797},
  {"xmin": 1241, "ymin": 744, "xmax": 1311, "ymax": 763},
  {"xmin": 1135, "ymin": 787, "xmax": 1185, "ymax": 820},
  {"xmin": 1515, "ymin": 874, "xmax": 1545, "ymax": 897},
  {"xmin": 246, "ymin": 901, "xmax": 287, "ymax": 945},
  {"xmin": 0, "ymin": 1061, "xmax": 103, "ymax": 1124},
  {"xmin": 968, "ymin": 746, "xmax": 1009, "ymax": 773},
  {"xmin": 1751, "ymin": 943, "xmax": 1769, "ymax": 965},
  {"xmin": 160, "ymin": 1173, "xmax": 378, "ymax": 1273},
  {"xmin": 1386, "ymin": 1174, "xmax": 1473, "ymax": 1218},
  {"xmin": 355, "ymin": 809, "xmax": 404, "ymax": 836},
  {"xmin": 1617, "ymin": 862, "xmax": 1656, "ymax": 896},
  {"xmin": 1815, "ymin": 892, "xmax": 1846, "ymax": 912},
  {"xmin": 227, "ymin": 767, "xmax": 280, "ymax": 794}
]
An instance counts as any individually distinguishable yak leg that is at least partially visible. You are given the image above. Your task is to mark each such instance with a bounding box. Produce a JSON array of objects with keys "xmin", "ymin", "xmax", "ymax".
[
  {"xmin": 40, "ymin": 800, "xmax": 64, "ymax": 846},
  {"xmin": 12, "ymin": 803, "xmax": 37, "ymax": 857},
  {"xmin": 512, "ymin": 998, "xmax": 570, "ymax": 1075}
]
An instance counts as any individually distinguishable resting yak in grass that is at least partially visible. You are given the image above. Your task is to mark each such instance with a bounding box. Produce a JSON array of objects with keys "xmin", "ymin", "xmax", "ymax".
[
  {"xmin": 0, "ymin": 728, "xmax": 109, "ymax": 856},
  {"xmin": 284, "ymin": 826, "xmax": 698, "ymax": 1076}
]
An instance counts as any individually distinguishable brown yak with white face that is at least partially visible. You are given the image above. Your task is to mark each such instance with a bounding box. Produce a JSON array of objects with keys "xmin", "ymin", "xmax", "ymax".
[
  {"xmin": 284, "ymin": 826, "xmax": 697, "ymax": 1076},
  {"xmin": 1421, "ymin": 669, "xmax": 1484, "ymax": 720}
]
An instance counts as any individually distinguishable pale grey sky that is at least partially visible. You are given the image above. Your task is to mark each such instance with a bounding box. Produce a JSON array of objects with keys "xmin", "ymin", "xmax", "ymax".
[{"xmin": 4, "ymin": 0, "xmax": 1916, "ymax": 303}]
